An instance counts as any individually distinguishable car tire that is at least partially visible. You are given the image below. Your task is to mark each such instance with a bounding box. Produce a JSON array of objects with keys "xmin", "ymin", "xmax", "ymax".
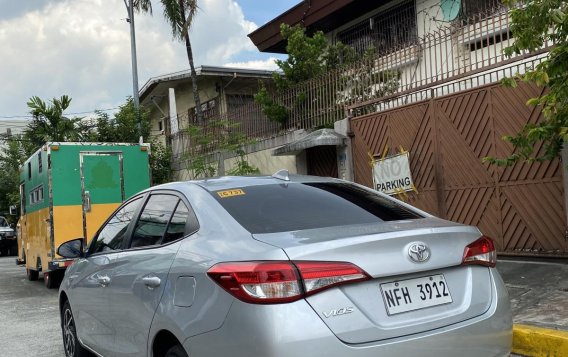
[
  {"xmin": 61, "ymin": 301, "xmax": 90, "ymax": 357},
  {"xmin": 44, "ymin": 271, "xmax": 62, "ymax": 289},
  {"xmin": 27, "ymin": 268, "xmax": 39, "ymax": 281},
  {"xmin": 165, "ymin": 344, "xmax": 189, "ymax": 357}
]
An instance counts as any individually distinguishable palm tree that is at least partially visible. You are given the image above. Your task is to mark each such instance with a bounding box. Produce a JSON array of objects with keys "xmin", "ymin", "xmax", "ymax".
[
  {"xmin": 25, "ymin": 95, "xmax": 83, "ymax": 149},
  {"xmin": 133, "ymin": 0, "xmax": 204, "ymax": 124}
]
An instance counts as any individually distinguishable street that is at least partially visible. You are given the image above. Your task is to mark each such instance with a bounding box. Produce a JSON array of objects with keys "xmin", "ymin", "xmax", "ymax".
[{"xmin": 0, "ymin": 256, "xmax": 64, "ymax": 356}]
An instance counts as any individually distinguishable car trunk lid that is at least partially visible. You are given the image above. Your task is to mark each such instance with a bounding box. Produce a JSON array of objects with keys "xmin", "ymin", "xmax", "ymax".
[{"xmin": 253, "ymin": 218, "xmax": 493, "ymax": 344}]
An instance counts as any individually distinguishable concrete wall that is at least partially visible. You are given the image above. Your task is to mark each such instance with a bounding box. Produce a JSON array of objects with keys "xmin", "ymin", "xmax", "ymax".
[{"xmin": 224, "ymin": 149, "xmax": 300, "ymax": 176}]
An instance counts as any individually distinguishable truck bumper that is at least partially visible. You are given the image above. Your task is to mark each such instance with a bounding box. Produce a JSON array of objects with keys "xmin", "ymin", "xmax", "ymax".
[{"xmin": 48, "ymin": 259, "xmax": 76, "ymax": 271}]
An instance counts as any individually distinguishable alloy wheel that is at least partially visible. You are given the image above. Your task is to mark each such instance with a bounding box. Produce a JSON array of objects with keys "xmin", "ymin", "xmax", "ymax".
[{"xmin": 63, "ymin": 306, "xmax": 76, "ymax": 357}]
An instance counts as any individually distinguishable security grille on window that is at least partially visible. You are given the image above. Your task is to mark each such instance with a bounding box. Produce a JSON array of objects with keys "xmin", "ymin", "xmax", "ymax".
[
  {"xmin": 38, "ymin": 152, "xmax": 42, "ymax": 173},
  {"xmin": 227, "ymin": 94, "xmax": 254, "ymax": 110},
  {"xmin": 336, "ymin": 0, "xmax": 417, "ymax": 56},
  {"xmin": 462, "ymin": 0, "xmax": 505, "ymax": 20},
  {"xmin": 188, "ymin": 99, "xmax": 219, "ymax": 124}
]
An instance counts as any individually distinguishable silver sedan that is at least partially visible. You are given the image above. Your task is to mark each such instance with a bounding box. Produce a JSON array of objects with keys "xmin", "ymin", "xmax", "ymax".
[{"xmin": 58, "ymin": 174, "xmax": 512, "ymax": 357}]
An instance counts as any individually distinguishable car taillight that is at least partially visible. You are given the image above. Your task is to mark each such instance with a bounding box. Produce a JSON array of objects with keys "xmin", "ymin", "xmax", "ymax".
[
  {"xmin": 295, "ymin": 261, "xmax": 370, "ymax": 296},
  {"xmin": 207, "ymin": 261, "xmax": 370, "ymax": 304},
  {"xmin": 462, "ymin": 235, "xmax": 496, "ymax": 267}
]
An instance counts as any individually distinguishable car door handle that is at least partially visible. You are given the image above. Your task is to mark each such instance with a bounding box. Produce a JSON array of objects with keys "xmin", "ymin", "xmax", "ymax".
[
  {"xmin": 142, "ymin": 276, "xmax": 161, "ymax": 289},
  {"xmin": 97, "ymin": 275, "xmax": 111, "ymax": 287}
]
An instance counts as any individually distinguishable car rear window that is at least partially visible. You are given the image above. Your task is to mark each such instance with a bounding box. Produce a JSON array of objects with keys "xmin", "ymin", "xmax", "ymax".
[{"xmin": 212, "ymin": 182, "xmax": 423, "ymax": 234}]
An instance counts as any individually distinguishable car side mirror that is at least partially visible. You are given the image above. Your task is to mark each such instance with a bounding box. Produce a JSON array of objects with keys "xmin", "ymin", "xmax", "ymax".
[{"xmin": 57, "ymin": 238, "xmax": 85, "ymax": 259}]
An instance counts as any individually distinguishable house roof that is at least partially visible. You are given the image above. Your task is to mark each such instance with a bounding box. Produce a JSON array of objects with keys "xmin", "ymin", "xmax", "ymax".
[
  {"xmin": 139, "ymin": 65, "xmax": 276, "ymax": 102},
  {"xmin": 248, "ymin": 0, "xmax": 389, "ymax": 53}
]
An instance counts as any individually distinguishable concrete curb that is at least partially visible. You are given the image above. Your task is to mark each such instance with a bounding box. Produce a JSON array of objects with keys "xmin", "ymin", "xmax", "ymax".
[{"xmin": 513, "ymin": 324, "xmax": 568, "ymax": 357}]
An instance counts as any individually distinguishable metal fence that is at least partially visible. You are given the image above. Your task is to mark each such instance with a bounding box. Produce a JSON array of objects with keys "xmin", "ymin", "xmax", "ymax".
[{"xmin": 170, "ymin": 5, "xmax": 548, "ymax": 158}]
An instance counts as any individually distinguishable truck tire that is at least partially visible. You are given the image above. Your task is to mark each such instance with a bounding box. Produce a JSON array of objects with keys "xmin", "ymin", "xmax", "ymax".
[
  {"xmin": 61, "ymin": 301, "xmax": 90, "ymax": 357},
  {"xmin": 44, "ymin": 271, "xmax": 62, "ymax": 289},
  {"xmin": 27, "ymin": 268, "xmax": 39, "ymax": 281}
]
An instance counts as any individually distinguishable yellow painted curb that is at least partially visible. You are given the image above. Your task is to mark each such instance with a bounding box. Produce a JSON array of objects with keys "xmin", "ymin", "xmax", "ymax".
[{"xmin": 513, "ymin": 324, "xmax": 568, "ymax": 357}]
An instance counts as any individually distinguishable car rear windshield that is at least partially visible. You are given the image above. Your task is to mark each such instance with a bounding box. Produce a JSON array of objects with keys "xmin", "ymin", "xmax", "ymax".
[{"xmin": 212, "ymin": 182, "xmax": 423, "ymax": 234}]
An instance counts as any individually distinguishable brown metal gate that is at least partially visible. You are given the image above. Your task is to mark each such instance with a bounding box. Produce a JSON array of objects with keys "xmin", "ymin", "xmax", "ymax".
[{"xmin": 351, "ymin": 82, "xmax": 567, "ymax": 256}]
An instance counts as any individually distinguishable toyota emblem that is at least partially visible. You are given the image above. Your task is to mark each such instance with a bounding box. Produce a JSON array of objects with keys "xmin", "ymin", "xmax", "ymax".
[{"xmin": 408, "ymin": 242, "xmax": 431, "ymax": 263}]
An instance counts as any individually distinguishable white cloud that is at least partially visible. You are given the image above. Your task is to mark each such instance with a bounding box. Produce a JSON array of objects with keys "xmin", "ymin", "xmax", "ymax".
[{"xmin": 0, "ymin": 0, "xmax": 273, "ymax": 118}]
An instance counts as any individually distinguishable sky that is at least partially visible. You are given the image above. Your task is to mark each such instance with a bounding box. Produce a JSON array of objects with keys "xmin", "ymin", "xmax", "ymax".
[{"xmin": 0, "ymin": 0, "xmax": 299, "ymax": 129}]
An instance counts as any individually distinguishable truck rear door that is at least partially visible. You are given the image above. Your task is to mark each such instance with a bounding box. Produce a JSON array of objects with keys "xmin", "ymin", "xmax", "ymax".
[{"xmin": 80, "ymin": 152, "xmax": 124, "ymax": 242}]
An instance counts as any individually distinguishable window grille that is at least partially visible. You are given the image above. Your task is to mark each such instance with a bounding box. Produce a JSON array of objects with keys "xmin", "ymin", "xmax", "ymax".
[
  {"xmin": 462, "ymin": 0, "xmax": 505, "ymax": 21},
  {"xmin": 227, "ymin": 94, "xmax": 254, "ymax": 110},
  {"xmin": 188, "ymin": 98, "xmax": 219, "ymax": 124},
  {"xmin": 336, "ymin": 0, "xmax": 417, "ymax": 56}
]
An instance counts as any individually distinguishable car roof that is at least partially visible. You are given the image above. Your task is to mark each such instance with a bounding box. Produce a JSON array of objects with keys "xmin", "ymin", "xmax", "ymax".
[{"xmin": 191, "ymin": 174, "xmax": 341, "ymax": 192}]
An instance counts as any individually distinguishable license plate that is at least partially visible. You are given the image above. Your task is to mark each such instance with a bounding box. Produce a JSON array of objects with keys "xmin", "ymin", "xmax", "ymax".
[{"xmin": 380, "ymin": 274, "xmax": 453, "ymax": 315}]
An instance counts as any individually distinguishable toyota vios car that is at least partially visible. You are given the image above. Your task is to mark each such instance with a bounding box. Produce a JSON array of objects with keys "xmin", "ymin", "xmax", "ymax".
[{"xmin": 58, "ymin": 173, "xmax": 512, "ymax": 357}]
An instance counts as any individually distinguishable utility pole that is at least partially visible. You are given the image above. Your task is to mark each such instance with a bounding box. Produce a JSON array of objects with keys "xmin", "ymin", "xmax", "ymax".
[
  {"xmin": 125, "ymin": 0, "xmax": 140, "ymax": 109},
  {"xmin": 124, "ymin": 0, "xmax": 142, "ymax": 140}
]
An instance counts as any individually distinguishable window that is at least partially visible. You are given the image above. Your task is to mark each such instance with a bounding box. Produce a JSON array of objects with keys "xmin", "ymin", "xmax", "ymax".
[
  {"xmin": 27, "ymin": 162, "xmax": 31, "ymax": 180},
  {"xmin": 158, "ymin": 120, "xmax": 163, "ymax": 132},
  {"xmin": 38, "ymin": 152, "xmax": 42, "ymax": 173},
  {"xmin": 92, "ymin": 197, "xmax": 143, "ymax": 253},
  {"xmin": 462, "ymin": 0, "xmax": 504, "ymax": 19},
  {"xmin": 163, "ymin": 201, "xmax": 190, "ymax": 244},
  {"xmin": 227, "ymin": 94, "xmax": 254, "ymax": 110},
  {"xmin": 212, "ymin": 183, "xmax": 423, "ymax": 234},
  {"xmin": 129, "ymin": 195, "xmax": 179, "ymax": 248},
  {"xmin": 188, "ymin": 99, "xmax": 219, "ymax": 123},
  {"xmin": 29, "ymin": 185, "xmax": 44, "ymax": 206},
  {"xmin": 336, "ymin": 0, "xmax": 417, "ymax": 55}
]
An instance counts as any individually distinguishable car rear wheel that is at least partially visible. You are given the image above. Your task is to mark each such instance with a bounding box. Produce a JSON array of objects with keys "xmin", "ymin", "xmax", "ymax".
[
  {"xmin": 27, "ymin": 268, "xmax": 39, "ymax": 281},
  {"xmin": 62, "ymin": 301, "xmax": 90, "ymax": 357},
  {"xmin": 165, "ymin": 344, "xmax": 188, "ymax": 357}
]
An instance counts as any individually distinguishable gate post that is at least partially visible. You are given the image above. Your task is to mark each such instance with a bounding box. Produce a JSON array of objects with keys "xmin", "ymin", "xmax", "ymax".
[{"xmin": 335, "ymin": 117, "xmax": 354, "ymax": 182}]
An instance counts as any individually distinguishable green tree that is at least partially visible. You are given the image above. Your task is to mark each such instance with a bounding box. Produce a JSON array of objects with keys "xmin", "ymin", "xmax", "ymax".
[
  {"xmin": 485, "ymin": 0, "xmax": 568, "ymax": 165},
  {"xmin": 24, "ymin": 95, "xmax": 83, "ymax": 150},
  {"xmin": 134, "ymin": 0, "xmax": 204, "ymax": 124},
  {"xmin": 255, "ymin": 24, "xmax": 399, "ymax": 125},
  {"xmin": 149, "ymin": 140, "xmax": 173, "ymax": 185},
  {"xmin": 0, "ymin": 136, "xmax": 28, "ymax": 216},
  {"xmin": 87, "ymin": 98, "xmax": 150, "ymax": 143},
  {"xmin": 181, "ymin": 120, "xmax": 259, "ymax": 178}
]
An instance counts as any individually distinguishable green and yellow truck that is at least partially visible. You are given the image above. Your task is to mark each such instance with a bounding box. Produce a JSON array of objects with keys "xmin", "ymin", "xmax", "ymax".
[{"xmin": 17, "ymin": 142, "xmax": 151, "ymax": 288}]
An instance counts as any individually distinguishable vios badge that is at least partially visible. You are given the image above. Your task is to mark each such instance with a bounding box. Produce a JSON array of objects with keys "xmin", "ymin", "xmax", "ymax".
[{"xmin": 408, "ymin": 242, "xmax": 431, "ymax": 263}]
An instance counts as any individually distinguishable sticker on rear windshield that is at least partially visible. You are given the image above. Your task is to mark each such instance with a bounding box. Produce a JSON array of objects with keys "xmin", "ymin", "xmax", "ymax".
[{"xmin": 217, "ymin": 189, "xmax": 245, "ymax": 198}]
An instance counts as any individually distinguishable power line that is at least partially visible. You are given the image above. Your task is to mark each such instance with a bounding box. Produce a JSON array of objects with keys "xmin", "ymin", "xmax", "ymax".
[{"xmin": 0, "ymin": 106, "xmax": 121, "ymax": 119}]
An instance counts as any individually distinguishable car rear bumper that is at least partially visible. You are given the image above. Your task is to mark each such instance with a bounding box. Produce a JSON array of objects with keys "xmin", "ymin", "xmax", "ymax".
[{"xmin": 183, "ymin": 268, "xmax": 512, "ymax": 357}]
